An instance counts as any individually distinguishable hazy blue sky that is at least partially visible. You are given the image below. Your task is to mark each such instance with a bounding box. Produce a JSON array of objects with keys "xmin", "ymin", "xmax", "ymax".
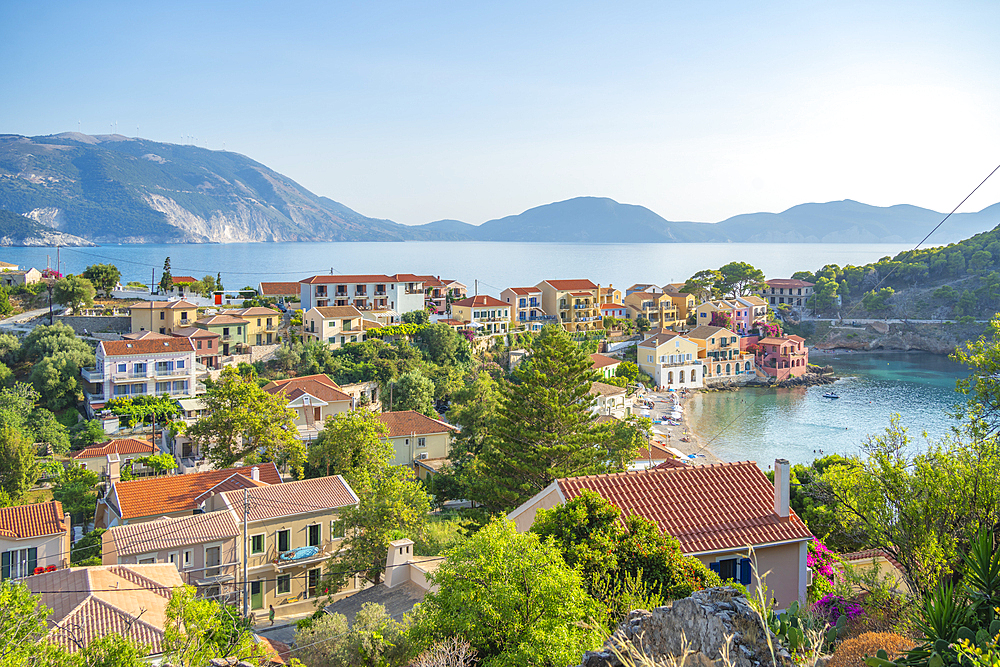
[{"xmin": 3, "ymin": 1, "xmax": 999, "ymax": 225}]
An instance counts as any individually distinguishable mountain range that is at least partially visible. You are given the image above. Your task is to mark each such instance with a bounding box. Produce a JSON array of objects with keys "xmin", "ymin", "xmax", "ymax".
[{"xmin": 1, "ymin": 132, "xmax": 998, "ymax": 246}]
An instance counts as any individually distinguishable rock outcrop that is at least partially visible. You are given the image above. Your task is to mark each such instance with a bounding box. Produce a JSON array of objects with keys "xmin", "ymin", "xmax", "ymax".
[
  {"xmin": 580, "ymin": 587, "xmax": 790, "ymax": 667},
  {"xmin": 812, "ymin": 321, "xmax": 988, "ymax": 356}
]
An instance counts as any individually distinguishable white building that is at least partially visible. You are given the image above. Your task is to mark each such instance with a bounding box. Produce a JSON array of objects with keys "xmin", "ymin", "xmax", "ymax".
[
  {"xmin": 82, "ymin": 336, "xmax": 201, "ymax": 417},
  {"xmin": 298, "ymin": 274, "xmax": 426, "ymax": 318}
]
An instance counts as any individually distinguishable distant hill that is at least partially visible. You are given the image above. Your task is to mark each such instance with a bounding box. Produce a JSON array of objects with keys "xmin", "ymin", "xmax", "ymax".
[
  {"xmin": 0, "ymin": 209, "xmax": 93, "ymax": 247},
  {"xmin": 414, "ymin": 197, "xmax": 1000, "ymax": 245},
  {"xmin": 1, "ymin": 132, "xmax": 998, "ymax": 245}
]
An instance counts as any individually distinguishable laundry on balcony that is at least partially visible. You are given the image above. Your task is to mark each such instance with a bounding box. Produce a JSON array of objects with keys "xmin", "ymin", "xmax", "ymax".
[{"xmin": 278, "ymin": 546, "xmax": 319, "ymax": 562}]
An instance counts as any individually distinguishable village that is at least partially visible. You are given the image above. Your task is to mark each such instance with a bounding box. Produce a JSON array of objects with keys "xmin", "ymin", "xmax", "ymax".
[{"xmin": 0, "ymin": 260, "xmax": 934, "ymax": 666}]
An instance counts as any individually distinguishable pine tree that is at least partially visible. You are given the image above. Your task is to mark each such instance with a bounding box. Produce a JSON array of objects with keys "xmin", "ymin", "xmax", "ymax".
[
  {"xmin": 158, "ymin": 257, "xmax": 172, "ymax": 294},
  {"xmin": 472, "ymin": 324, "xmax": 625, "ymax": 511}
]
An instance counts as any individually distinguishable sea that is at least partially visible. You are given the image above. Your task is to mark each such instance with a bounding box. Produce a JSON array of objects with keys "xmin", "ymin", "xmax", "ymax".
[
  {"xmin": 1, "ymin": 240, "xmax": 916, "ymax": 296},
  {"xmin": 3, "ymin": 240, "xmax": 966, "ymax": 467},
  {"xmin": 686, "ymin": 351, "xmax": 972, "ymax": 467}
]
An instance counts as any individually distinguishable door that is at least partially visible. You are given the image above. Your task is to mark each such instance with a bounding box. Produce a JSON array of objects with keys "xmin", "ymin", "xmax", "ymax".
[{"xmin": 250, "ymin": 580, "xmax": 263, "ymax": 610}]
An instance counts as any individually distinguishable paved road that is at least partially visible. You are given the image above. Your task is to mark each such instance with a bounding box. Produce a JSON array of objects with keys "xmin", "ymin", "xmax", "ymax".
[{"xmin": 0, "ymin": 305, "xmax": 64, "ymax": 331}]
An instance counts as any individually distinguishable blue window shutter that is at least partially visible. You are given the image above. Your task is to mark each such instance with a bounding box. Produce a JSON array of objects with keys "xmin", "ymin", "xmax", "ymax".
[
  {"xmin": 709, "ymin": 562, "xmax": 721, "ymax": 574},
  {"xmin": 739, "ymin": 558, "xmax": 752, "ymax": 585}
]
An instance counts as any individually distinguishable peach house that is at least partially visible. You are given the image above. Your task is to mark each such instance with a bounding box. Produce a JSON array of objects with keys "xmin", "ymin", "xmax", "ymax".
[
  {"xmin": 508, "ymin": 459, "xmax": 814, "ymax": 609},
  {"xmin": 755, "ymin": 335, "xmax": 809, "ymax": 379}
]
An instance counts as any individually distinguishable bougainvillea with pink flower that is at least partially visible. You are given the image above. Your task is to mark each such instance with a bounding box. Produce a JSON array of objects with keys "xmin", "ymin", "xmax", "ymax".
[{"xmin": 806, "ymin": 538, "xmax": 840, "ymax": 602}]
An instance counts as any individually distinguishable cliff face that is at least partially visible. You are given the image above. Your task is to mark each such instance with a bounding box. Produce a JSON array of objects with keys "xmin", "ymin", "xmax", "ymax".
[{"xmin": 811, "ymin": 321, "xmax": 988, "ymax": 355}]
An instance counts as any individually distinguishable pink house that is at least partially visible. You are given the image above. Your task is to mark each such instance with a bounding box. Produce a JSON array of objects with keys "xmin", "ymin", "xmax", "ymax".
[{"xmin": 754, "ymin": 335, "xmax": 809, "ymax": 379}]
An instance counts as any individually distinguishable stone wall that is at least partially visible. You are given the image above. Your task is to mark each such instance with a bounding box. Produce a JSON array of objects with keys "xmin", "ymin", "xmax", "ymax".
[
  {"xmin": 56, "ymin": 315, "xmax": 131, "ymax": 335},
  {"xmin": 579, "ymin": 587, "xmax": 790, "ymax": 667}
]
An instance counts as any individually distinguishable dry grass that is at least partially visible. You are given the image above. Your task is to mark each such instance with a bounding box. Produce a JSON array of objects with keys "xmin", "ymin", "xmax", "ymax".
[{"xmin": 827, "ymin": 632, "xmax": 914, "ymax": 667}]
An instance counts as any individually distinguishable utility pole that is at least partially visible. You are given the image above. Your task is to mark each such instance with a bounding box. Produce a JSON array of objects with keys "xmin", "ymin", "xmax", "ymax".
[
  {"xmin": 56, "ymin": 246, "xmax": 60, "ymax": 276},
  {"xmin": 242, "ymin": 488, "xmax": 249, "ymax": 618},
  {"xmin": 474, "ymin": 279, "xmax": 478, "ymax": 296}
]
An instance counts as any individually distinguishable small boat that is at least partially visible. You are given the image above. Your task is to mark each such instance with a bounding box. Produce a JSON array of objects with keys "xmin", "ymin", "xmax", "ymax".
[{"xmin": 822, "ymin": 392, "xmax": 840, "ymax": 399}]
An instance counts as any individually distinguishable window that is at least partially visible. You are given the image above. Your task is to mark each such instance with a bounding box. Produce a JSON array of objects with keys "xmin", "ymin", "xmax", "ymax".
[
  {"xmin": 257, "ymin": 318, "xmax": 262, "ymax": 326},
  {"xmin": 417, "ymin": 437, "xmax": 426, "ymax": 448},
  {"xmin": 330, "ymin": 519, "xmax": 344, "ymax": 540},
  {"xmin": 177, "ymin": 360, "xmax": 184, "ymax": 369},
  {"xmin": 277, "ymin": 574, "xmax": 291, "ymax": 594},
  {"xmin": 183, "ymin": 550, "xmax": 192, "ymax": 569},
  {"xmin": 169, "ymin": 552, "xmax": 179, "ymax": 566},
  {"xmin": 307, "ymin": 568, "xmax": 320, "ymax": 597},
  {"xmin": 156, "ymin": 382, "xmax": 171, "ymax": 394},
  {"xmin": 197, "ymin": 340, "xmax": 202, "ymax": 350},
  {"xmin": 647, "ymin": 355, "xmax": 652, "ymax": 362},
  {"xmin": 117, "ymin": 363, "xmax": 127, "ymax": 373},
  {"xmin": 278, "ymin": 529, "xmax": 290, "ymax": 552},
  {"xmin": 160, "ymin": 312, "xmax": 165, "ymax": 320},
  {"xmin": 237, "ymin": 327, "xmax": 242, "ymax": 334},
  {"xmin": 2, "ymin": 547, "xmax": 36, "ymax": 580},
  {"xmin": 308, "ymin": 524, "xmax": 321, "ymax": 547},
  {"xmin": 172, "ymin": 380, "xmax": 187, "ymax": 393},
  {"xmin": 251, "ymin": 534, "xmax": 265, "ymax": 555},
  {"xmin": 138, "ymin": 555, "xmax": 156, "ymax": 565},
  {"xmin": 133, "ymin": 362, "xmax": 146, "ymax": 374},
  {"xmin": 205, "ymin": 544, "xmax": 221, "ymax": 577}
]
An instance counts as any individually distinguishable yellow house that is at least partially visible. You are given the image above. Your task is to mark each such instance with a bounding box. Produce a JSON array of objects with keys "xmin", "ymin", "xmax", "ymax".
[
  {"xmin": 262, "ymin": 374, "xmax": 354, "ymax": 441},
  {"xmin": 599, "ymin": 285, "xmax": 623, "ymax": 305},
  {"xmin": 71, "ymin": 438, "xmax": 156, "ymax": 475},
  {"xmin": 507, "ymin": 459, "xmax": 814, "ymax": 610},
  {"xmin": 377, "ymin": 411, "xmax": 457, "ymax": 467},
  {"xmin": 624, "ymin": 291, "xmax": 683, "ymax": 330},
  {"xmin": 685, "ymin": 325, "xmax": 754, "ymax": 383},
  {"xmin": 230, "ymin": 306, "xmax": 282, "ymax": 346},
  {"xmin": 450, "ymin": 295, "xmax": 510, "ymax": 335},
  {"xmin": 662, "ymin": 288, "xmax": 698, "ymax": 323},
  {"xmin": 205, "ymin": 475, "xmax": 361, "ymax": 620},
  {"xmin": 536, "ymin": 279, "xmax": 605, "ymax": 332},
  {"xmin": 130, "ymin": 300, "xmax": 198, "ymax": 335},
  {"xmin": 637, "ymin": 332, "xmax": 703, "ymax": 389},
  {"xmin": 302, "ymin": 306, "xmax": 366, "ymax": 349}
]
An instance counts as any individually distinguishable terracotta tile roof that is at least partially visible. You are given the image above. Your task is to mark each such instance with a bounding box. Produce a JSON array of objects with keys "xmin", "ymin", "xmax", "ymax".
[
  {"xmin": 262, "ymin": 374, "xmax": 352, "ymax": 404},
  {"xmin": 171, "ymin": 276, "xmax": 197, "ymax": 284},
  {"xmin": 122, "ymin": 330, "xmax": 172, "ymax": 340},
  {"xmin": 230, "ymin": 306, "xmax": 281, "ymax": 317},
  {"xmin": 415, "ymin": 275, "xmax": 446, "ymax": 287},
  {"xmin": 259, "ymin": 281, "xmax": 301, "ymax": 296},
  {"xmin": 100, "ymin": 338, "xmax": 195, "ymax": 356},
  {"xmin": 590, "ymin": 353, "xmax": 621, "ymax": 369},
  {"xmin": 590, "ymin": 381, "xmax": 625, "ymax": 397},
  {"xmin": 300, "ymin": 274, "xmax": 395, "ymax": 284},
  {"xmin": 638, "ymin": 331, "xmax": 682, "ymax": 348},
  {"xmin": 26, "ymin": 565, "xmax": 183, "ymax": 654},
  {"xmin": 171, "ymin": 326, "xmax": 219, "ymax": 339},
  {"xmin": 569, "ymin": 291, "xmax": 595, "ymax": 297},
  {"xmin": 192, "ymin": 472, "xmax": 270, "ymax": 505},
  {"xmin": 452, "ymin": 295, "xmax": 508, "ymax": 308},
  {"xmin": 72, "ymin": 438, "xmax": 156, "ymax": 460},
  {"xmin": 0, "ymin": 501, "xmax": 67, "ymax": 539},
  {"xmin": 505, "ymin": 286, "xmax": 540, "ymax": 295},
  {"xmin": 765, "ymin": 279, "xmax": 814, "ymax": 288},
  {"xmin": 196, "ymin": 314, "xmax": 248, "ymax": 325},
  {"xmin": 650, "ymin": 457, "xmax": 692, "ymax": 469},
  {"xmin": 377, "ymin": 411, "xmax": 457, "ymax": 437},
  {"xmin": 414, "ymin": 457, "xmax": 450, "ymax": 473},
  {"xmin": 110, "ymin": 463, "xmax": 281, "ymax": 520},
  {"xmin": 840, "ymin": 548, "xmax": 905, "ymax": 573},
  {"xmin": 221, "ymin": 476, "xmax": 358, "ymax": 522},
  {"xmin": 258, "ymin": 635, "xmax": 292, "ymax": 665},
  {"xmin": 361, "ymin": 320, "xmax": 383, "ymax": 330},
  {"xmin": 758, "ymin": 336, "xmax": 802, "ymax": 346},
  {"xmin": 108, "ymin": 510, "xmax": 240, "ymax": 557},
  {"xmin": 129, "ymin": 300, "xmax": 198, "ymax": 310},
  {"xmin": 635, "ymin": 442, "xmax": 674, "ymax": 461},
  {"xmin": 736, "ymin": 295, "xmax": 768, "ymax": 307},
  {"xmin": 555, "ymin": 462, "xmax": 813, "ymax": 554},
  {"xmin": 542, "ymin": 279, "xmax": 597, "ymax": 290},
  {"xmin": 312, "ymin": 306, "xmax": 363, "ymax": 318},
  {"xmin": 686, "ymin": 325, "xmax": 734, "ymax": 340}
]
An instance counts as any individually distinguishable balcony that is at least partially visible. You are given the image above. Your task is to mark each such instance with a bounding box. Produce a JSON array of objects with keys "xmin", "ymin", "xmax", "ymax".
[
  {"xmin": 221, "ymin": 334, "xmax": 232, "ymax": 341},
  {"xmin": 154, "ymin": 367, "xmax": 190, "ymax": 377},
  {"xmin": 81, "ymin": 367, "xmax": 104, "ymax": 383},
  {"xmin": 112, "ymin": 371, "xmax": 149, "ymax": 381},
  {"xmin": 573, "ymin": 304, "xmax": 593, "ymax": 310}
]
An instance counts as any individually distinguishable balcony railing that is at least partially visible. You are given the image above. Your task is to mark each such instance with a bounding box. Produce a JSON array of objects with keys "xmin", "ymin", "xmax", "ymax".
[
  {"xmin": 81, "ymin": 367, "xmax": 104, "ymax": 382},
  {"xmin": 154, "ymin": 367, "xmax": 190, "ymax": 377}
]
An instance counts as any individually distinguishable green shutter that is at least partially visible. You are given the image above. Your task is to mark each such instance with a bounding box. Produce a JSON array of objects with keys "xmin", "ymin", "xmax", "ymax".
[
  {"xmin": 1, "ymin": 551, "xmax": 9, "ymax": 580},
  {"xmin": 28, "ymin": 548, "xmax": 37, "ymax": 574}
]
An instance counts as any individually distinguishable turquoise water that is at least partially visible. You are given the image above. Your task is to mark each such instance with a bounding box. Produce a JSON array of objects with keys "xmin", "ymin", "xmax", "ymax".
[
  {"xmin": 687, "ymin": 352, "xmax": 972, "ymax": 467},
  {"xmin": 0, "ymin": 241, "xmax": 914, "ymax": 296}
]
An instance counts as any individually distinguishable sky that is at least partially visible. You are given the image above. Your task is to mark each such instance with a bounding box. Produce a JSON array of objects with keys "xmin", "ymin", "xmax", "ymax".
[{"xmin": 2, "ymin": 1, "xmax": 1000, "ymax": 226}]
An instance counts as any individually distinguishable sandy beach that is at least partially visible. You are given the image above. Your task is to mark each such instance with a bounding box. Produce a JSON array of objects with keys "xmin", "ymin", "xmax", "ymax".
[{"xmin": 643, "ymin": 389, "xmax": 722, "ymax": 465}]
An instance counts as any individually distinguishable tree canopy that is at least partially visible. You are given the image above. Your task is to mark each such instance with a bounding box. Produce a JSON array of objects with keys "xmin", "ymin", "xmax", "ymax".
[
  {"xmin": 53, "ymin": 275, "xmax": 96, "ymax": 313},
  {"xmin": 81, "ymin": 264, "xmax": 121, "ymax": 296}
]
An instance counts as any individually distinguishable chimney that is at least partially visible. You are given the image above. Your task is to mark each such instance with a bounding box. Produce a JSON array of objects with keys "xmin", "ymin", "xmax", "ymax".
[
  {"xmin": 384, "ymin": 538, "xmax": 414, "ymax": 588},
  {"xmin": 597, "ymin": 283, "xmax": 602, "ymax": 305},
  {"xmin": 106, "ymin": 453, "xmax": 120, "ymax": 486},
  {"xmin": 659, "ymin": 302, "xmax": 665, "ymax": 332},
  {"xmin": 774, "ymin": 458, "xmax": 790, "ymax": 519},
  {"xmin": 251, "ymin": 466, "xmax": 259, "ymax": 481}
]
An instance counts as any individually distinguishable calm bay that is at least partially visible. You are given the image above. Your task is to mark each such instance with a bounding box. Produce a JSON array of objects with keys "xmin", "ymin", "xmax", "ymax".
[{"xmin": 0, "ymin": 240, "xmax": 915, "ymax": 296}]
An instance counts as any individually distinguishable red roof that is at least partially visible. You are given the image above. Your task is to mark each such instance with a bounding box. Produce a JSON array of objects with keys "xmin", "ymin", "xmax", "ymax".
[
  {"xmin": 0, "ymin": 501, "xmax": 68, "ymax": 539},
  {"xmin": 129, "ymin": 300, "xmax": 198, "ymax": 310},
  {"xmin": 72, "ymin": 438, "xmax": 156, "ymax": 460},
  {"xmin": 543, "ymin": 279, "xmax": 597, "ymax": 290},
  {"xmin": 262, "ymin": 374, "xmax": 352, "ymax": 404},
  {"xmin": 100, "ymin": 338, "xmax": 195, "ymax": 356},
  {"xmin": 589, "ymin": 353, "xmax": 621, "ymax": 370},
  {"xmin": 377, "ymin": 411, "xmax": 457, "ymax": 437},
  {"xmin": 765, "ymin": 279, "xmax": 814, "ymax": 288},
  {"xmin": 221, "ymin": 476, "xmax": 358, "ymax": 521},
  {"xmin": 299, "ymin": 274, "xmax": 424, "ymax": 285},
  {"xmin": 171, "ymin": 276, "xmax": 197, "ymax": 284},
  {"xmin": 452, "ymin": 295, "xmax": 508, "ymax": 308},
  {"xmin": 259, "ymin": 281, "xmax": 301, "ymax": 296},
  {"xmin": 554, "ymin": 461, "xmax": 813, "ymax": 554},
  {"xmin": 109, "ymin": 463, "xmax": 281, "ymax": 520},
  {"xmin": 505, "ymin": 287, "xmax": 540, "ymax": 295}
]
